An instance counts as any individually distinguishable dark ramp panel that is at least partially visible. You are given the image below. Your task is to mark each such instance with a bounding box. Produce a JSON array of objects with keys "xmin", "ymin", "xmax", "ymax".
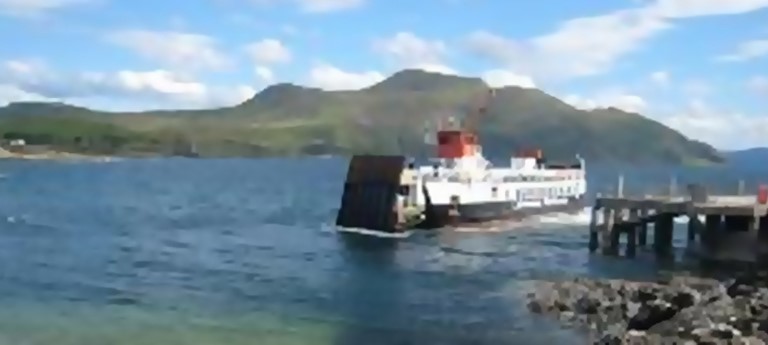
[{"xmin": 336, "ymin": 155, "xmax": 405, "ymax": 233}]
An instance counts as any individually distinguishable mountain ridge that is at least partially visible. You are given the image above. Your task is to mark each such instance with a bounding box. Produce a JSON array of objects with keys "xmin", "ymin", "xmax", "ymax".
[{"xmin": 0, "ymin": 69, "xmax": 723, "ymax": 163}]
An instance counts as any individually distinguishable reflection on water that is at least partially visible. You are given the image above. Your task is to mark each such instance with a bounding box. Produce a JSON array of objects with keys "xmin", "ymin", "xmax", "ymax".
[{"xmin": 0, "ymin": 157, "xmax": 764, "ymax": 344}]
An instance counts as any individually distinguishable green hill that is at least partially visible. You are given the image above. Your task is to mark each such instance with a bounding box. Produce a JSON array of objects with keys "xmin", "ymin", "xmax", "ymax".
[{"xmin": 0, "ymin": 69, "xmax": 723, "ymax": 163}]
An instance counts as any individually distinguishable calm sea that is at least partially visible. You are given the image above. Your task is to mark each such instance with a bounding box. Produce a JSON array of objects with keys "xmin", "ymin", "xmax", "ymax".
[{"xmin": 0, "ymin": 157, "xmax": 766, "ymax": 345}]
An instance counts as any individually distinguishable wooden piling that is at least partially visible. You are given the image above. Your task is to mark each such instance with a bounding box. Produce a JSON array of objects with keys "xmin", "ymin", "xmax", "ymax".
[
  {"xmin": 608, "ymin": 208, "xmax": 626, "ymax": 256},
  {"xmin": 601, "ymin": 208, "xmax": 615, "ymax": 256},
  {"xmin": 702, "ymin": 215, "xmax": 722, "ymax": 253},
  {"xmin": 626, "ymin": 209, "xmax": 639, "ymax": 257},
  {"xmin": 758, "ymin": 215, "xmax": 768, "ymax": 264},
  {"xmin": 589, "ymin": 203, "xmax": 599, "ymax": 252},
  {"xmin": 638, "ymin": 209, "xmax": 648, "ymax": 246},
  {"xmin": 687, "ymin": 213, "xmax": 700, "ymax": 242},
  {"xmin": 654, "ymin": 213, "xmax": 674, "ymax": 256}
]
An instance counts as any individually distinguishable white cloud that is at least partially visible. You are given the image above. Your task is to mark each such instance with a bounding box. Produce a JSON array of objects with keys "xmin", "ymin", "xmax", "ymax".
[
  {"xmin": 307, "ymin": 63, "xmax": 384, "ymax": 90},
  {"xmin": 0, "ymin": 0, "xmax": 92, "ymax": 17},
  {"xmin": 244, "ymin": 38, "xmax": 292, "ymax": 65},
  {"xmin": 650, "ymin": 71, "xmax": 670, "ymax": 86},
  {"xmin": 462, "ymin": 0, "xmax": 768, "ymax": 81},
  {"xmin": 0, "ymin": 84, "xmax": 49, "ymax": 105},
  {"xmin": 106, "ymin": 30, "xmax": 230, "ymax": 71},
  {"xmin": 463, "ymin": 9, "xmax": 669, "ymax": 81},
  {"xmin": 716, "ymin": 38, "xmax": 768, "ymax": 62},
  {"xmin": 749, "ymin": 76, "xmax": 768, "ymax": 95},
  {"xmin": 481, "ymin": 69, "xmax": 536, "ymax": 89},
  {"xmin": 0, "ymin": 59, "xmax": 253, "ymax": 110},
  {"xmin": 255, "ymin": 66, "xmax": 274, "ymax": 83},
  {"xmin": 246, "ymin": 0, "xmax": 364, "ymax": 12},
  {"xmin": 563, "ymin": 90, "xmax": 647, "ymax": 113},
  {"xmin": 681, "ymin": 79, "xmax": 713, "ymax": 96},
  {"xmin": 650, "ymin": 0, "xmax": 768, "ymax": 18},
  {"xmin": 372, "ymin": 32, "xmax": 455, "ymax": 74},
  {"xmin": 662, "ymin": 99, "xmax": 768, "ymax": 149},
  {"xmin": 281, "ymin": 24, "xmax": 299, "ymax": 36},
  {"xmin": 411, "ymin": 63, "xmax": 458, "ymax": 75},
  {"xmin": 297, "ymin": 0, "xmax": 363, "ymax": 12}
]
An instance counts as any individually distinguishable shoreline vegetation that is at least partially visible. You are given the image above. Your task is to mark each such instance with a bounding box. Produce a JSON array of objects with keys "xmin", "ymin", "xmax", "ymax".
[{"xmin": 0, "ymin": 69, "xmax": 725, "ymax": 164}]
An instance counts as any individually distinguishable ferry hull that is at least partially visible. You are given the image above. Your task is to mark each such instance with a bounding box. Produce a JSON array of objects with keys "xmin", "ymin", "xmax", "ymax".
[{"xmin": 415, "ymin": 196, "xmax": 586, "ymax": 229}]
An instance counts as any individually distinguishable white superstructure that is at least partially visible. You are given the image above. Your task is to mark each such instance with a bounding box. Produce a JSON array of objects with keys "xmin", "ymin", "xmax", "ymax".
[{"xmin": 399, "ymin": 129, "xmax": 587, "ymax": 212}]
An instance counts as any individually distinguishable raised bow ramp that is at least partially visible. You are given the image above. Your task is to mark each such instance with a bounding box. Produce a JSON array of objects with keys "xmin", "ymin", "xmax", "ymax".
[{"xmin": 335, "ymin": 155, "xmax": 407, "ymax": 233}]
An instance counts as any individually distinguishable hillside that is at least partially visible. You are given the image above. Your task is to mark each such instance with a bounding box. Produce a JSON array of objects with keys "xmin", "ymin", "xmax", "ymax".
[
  {"xmin": 0, "ymin": 69, "xmax": 723, "ymax": 163},
  {"xmin": 722, "ymin": 148, "xmax": 768, "ymax": 166}
]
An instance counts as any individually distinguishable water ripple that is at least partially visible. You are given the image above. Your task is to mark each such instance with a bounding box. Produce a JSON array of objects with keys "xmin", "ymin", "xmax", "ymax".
[{"xmin": 0, "ymin": 157, "xmax": 762, "ymax": 344}]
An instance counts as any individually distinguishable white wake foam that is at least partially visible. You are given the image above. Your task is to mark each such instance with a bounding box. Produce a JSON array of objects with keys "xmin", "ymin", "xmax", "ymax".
[
  {"xmin": 335, "ymin": 226, "xmax": 412, "ymax": 239},
  {"xmin": 533, "ymin": 207, "xmax": 593, "ymax": 226}
]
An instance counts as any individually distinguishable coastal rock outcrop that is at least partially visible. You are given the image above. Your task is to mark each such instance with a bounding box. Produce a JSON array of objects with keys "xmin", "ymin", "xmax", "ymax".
[{"xmin": 526, "ymin": 275, "xmax": 768, "ymax": 344}]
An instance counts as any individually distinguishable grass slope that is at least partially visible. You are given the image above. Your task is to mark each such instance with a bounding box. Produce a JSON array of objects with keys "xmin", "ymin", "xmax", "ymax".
[{"xmin": 0, "ymin": 69, "xmax": 723, "ymax": 163}]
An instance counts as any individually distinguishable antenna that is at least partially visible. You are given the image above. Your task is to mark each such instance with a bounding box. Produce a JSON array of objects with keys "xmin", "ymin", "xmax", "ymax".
[
  {"xmin": 463, "ymin": 88, "xmax": 496, "ymax": 134},
  {"xmin": 423, "ymin": 119, "xmax": 437, "ymax": 145}
]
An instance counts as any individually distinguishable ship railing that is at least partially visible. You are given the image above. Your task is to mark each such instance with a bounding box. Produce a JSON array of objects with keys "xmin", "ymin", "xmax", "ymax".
[{"xmin": 418, "ymin": 172, "xmax": 583, "ymax": 184}]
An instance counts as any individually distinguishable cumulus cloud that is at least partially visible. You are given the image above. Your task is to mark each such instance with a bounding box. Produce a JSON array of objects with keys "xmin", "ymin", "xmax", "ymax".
[
  {"xmin": 244, "ymin": 38, "xmax": 292, "ymax": 65},
  {"xmin": 662, "ymin": 99, "xmax": 768, "ymax": 150},
  {"xmin": 650, "ymin": 71, "xmax": 670, "ymax": 86},
  {"xmin": 297, "ymin": 0, "xmax": 363, "ymax": 12},
  {"xmin": 749, "ymin": 76, "xmax": 768, "ymax": 95},
  {"xmin": 563, "ymin": 90, "xmax": 648, "ymax": 113},
  {"xmin": 481, "ymin": 69, "xmax": 536, "ymax": 89},
  {"xmin": 716, "ymin": 38, "xmax": 768, "ymax": 62},
  {"xmin": 0, "ymin": 0, "xmax": 93, "ymax": 17},
  {"xmin": 0, "ymin": 84, "xmax": 49, "ymax": 105},
  {"xmin": 106, "ymin": 29, "xmax": 231, "ymax": 72},
  {"xmin": 462, "ymin": 0, "xmax": 768, "ymax": 81},
  {"xmin": 0, "ymin": 59, "xmax": 253, "ymax": 110},
  {"xmin": 307, "ymin": 63, "xmax": 384, "ymax": 90},
  {"xmin": 372, "ymin": 32, "xmax": 456, "ymax": 74},
  {"xmin": 255, "ymin": 66, "xmax": 275, "ymax": 83},
  {"xmin": 463, "ymin": 10, "xmax": 669, "ymax": 81},
  {"xmin": 650, "ymin": 0, "xmax": 768, "ymax": 18},
  {"xmin": 681, "ymin": 79, "xmax": 712, "ymax": 96},
  {"xmin": 245, "ymin": 0, "xmax": 364, "ymax": 13}
]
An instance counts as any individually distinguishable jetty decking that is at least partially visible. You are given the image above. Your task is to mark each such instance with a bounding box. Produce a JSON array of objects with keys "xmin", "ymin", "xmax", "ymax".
[{"xmin": 590, "ymin": 176, "xmax": 768, "ymax": 264}]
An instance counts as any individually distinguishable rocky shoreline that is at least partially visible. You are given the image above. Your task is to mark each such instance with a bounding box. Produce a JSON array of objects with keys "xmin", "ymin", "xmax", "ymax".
[{"xmin": 526, "ymin": 275, "xmax": 768, "ymax": 344}]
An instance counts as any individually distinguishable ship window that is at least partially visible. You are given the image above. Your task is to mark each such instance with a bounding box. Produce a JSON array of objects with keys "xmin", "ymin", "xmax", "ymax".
[{"xmin": 491, "ymin": 186, "xmax": 498, "ymax": 198}]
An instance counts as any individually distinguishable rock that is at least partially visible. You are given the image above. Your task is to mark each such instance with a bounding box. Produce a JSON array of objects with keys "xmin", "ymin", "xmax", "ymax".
[{"xmin": 525, "ymin": 274, "xmax": 768, "ymax": 344}]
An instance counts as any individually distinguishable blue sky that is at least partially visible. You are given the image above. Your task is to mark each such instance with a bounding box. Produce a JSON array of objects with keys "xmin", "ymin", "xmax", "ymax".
[{"xmin": 0, "ymin": 0, "xmax": 766, "ymax": 149}]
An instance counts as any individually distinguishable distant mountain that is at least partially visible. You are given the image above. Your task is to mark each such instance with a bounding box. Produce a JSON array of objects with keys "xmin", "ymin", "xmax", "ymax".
[
  {"xmin": 0, "ymin": 69, "xmax": 724, "ymax": 163},
  {"xmin": 722, "ymin": 147, "xmax": 768, "ymax": 165}
]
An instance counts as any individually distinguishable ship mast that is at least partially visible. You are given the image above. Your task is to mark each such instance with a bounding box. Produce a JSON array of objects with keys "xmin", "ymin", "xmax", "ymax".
[
  {"xmin": 462, "ymin": 88, "xmax": 496, "ymax": 135},
  {"xmin": 434, "ymin": 88, "xmax": 497, "ymax": 161}
]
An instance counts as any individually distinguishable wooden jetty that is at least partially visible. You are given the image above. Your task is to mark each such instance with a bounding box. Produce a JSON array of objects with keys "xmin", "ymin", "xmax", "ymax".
[{"xmin": 590, "ymin": 175, "xmax": 768, "ymax": 264}]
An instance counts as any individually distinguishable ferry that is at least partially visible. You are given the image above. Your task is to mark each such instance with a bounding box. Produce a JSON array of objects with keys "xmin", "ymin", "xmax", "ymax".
[
  {"xmin": 335, "ymin": 88, "xmax": 588, "ymax": 233},
  {"xmin": 398, "ymin": 129, "xmax": 587, "ymax": 229}
]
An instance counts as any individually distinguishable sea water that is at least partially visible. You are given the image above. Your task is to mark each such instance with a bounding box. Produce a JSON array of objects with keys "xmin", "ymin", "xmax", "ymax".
[{"xmin": 0, "ymin": 157, "xmax": 766, "ymax": 345}]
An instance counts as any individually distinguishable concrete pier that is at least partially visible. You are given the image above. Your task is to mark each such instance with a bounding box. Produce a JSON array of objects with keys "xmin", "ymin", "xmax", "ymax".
[{"xmin": 589, "ymin": 176, "xmax": 768, "ymax": 265}]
